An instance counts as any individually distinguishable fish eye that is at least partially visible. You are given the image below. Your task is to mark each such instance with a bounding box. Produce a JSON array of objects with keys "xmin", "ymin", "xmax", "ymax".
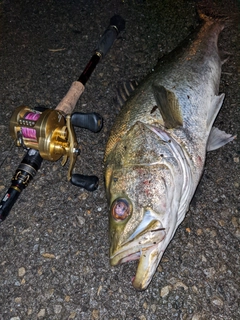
[{"xmin": 111, "ymin": 198, "xmax": 131, "ymax": 221}]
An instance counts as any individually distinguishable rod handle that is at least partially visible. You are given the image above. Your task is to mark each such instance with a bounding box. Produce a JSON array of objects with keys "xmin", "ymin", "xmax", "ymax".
[
  {"xmin": 0, "ymin": 188, "xmax": 21, "ymax": 223},
  {"xmin": 96, "ymin": 14, "xmax": 125, "ymax": 57},
  {"xmin": 0, "ymin": 149, "xmax": 43, "ymax": 223}
]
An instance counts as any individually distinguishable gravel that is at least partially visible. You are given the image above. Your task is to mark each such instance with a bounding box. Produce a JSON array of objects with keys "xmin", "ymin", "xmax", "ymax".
[{"xmin": 0, "ymin": 0, "xmax": 239, "ymax": 319}]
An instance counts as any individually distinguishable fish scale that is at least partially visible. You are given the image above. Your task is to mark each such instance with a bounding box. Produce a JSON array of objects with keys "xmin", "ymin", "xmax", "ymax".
[{"xmin": 104, "ymin": 13, "xmax": 235, "ymax": 290}]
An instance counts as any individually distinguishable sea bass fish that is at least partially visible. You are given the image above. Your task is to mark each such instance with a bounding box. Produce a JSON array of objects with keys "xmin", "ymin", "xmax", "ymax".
[{"xmin": 104, "ymin": 13, "xmax": 235, "ymax": 290}]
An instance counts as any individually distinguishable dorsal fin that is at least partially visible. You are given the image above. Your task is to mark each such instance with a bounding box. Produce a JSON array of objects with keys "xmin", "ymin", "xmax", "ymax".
[
  {"xmin": 152, "ymin": 85, "xmax": 183, "ymax": 129},
  {"xmin": 114, "ymin": 80, "xmax": 138, "ymax": 108}
]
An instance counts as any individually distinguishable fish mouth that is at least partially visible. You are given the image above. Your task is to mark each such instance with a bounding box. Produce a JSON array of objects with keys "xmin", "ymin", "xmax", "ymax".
[{"xmin": 110, "ymin": 210, "xmax": 166, "ymax": 290}]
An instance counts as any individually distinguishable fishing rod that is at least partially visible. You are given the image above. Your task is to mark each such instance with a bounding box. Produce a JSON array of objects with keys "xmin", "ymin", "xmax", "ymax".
[{"xmin": 0, "ymin": 15, "xmax": 125, "ymax": 223}]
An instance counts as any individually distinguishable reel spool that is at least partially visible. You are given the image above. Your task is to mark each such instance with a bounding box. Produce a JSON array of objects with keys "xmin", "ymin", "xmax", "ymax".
[{"xmin": 9, "ymin": 105, "xmax": 79, "ymax": 180}]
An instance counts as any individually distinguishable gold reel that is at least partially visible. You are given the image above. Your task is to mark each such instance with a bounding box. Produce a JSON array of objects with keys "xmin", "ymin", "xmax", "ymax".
[{"xmin": 9, "ymin": 105, "xmax": 79, "ymax": 180}]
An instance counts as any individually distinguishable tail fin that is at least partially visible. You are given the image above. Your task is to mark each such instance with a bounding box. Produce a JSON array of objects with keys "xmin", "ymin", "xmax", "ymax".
[{"xmin": 197, "ymin": 0, "xmax": 239, "ymax": 25}]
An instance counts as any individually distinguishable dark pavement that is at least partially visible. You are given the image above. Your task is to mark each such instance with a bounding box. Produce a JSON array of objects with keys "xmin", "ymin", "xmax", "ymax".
[{"xmin": 0, "ymin": 1, "xmax": 239, "ymax": 319}]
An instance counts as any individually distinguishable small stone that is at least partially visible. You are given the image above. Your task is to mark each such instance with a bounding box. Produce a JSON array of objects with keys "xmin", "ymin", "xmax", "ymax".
[
  {"xmin": 143, "ymin": 301, "xmax": 148, "ymax": 309},
  {"xmin": 33, "ymin": 244, "xmax": 39, "ymax": 253},
  {"xmin": 37, "ymin": 309, "xmax": 46, "ymax": 318},
  {"xmin": 18, "ymin": 267, "xmax": 26, "ymax": 277},
  {"xmin": 37, "ymin": 201, "xmax": 44, "ymax": 207},
  {"xmin": 38, "ymin": 267, "xmax": 43, "ymax": 275},
  {"xmin": 21, "ymin": 227, "xmax": 31, "ymax": 234},
  {"xmin": 219, "ymin": 264, "xmax": 227, "ymax": 273},
  {"xmin": 191, "ymin": 314, "xmax": 201, "ymax": 320},
  {"xmin": 185, "ymin": 227, "xmax": 191, "ymax": 233},
  {"xmin": 53, "ymin": 304, "xmax": 62, "ymax": 314},
  {"xmin": 157, "ymin": 265, "xmax": 163, "ymax": 272},
  {"xmin": 60, "ymin": 185, "xmax": 67, "ymax": 193},
  {"xmin": 91, "ymin": 309, "xmax": 99, "ymax": 320},
  {"xmin": 139, "ymin": 316, "xmax": 146, "ymax": 320},
  {"xmin": 192, "ymin": 285, "xmax": 199, "ymax": 294},
  {"xmin": 235, "ymin": 228, "xmax": 240, "ymax": 239},
  {"xmin": 52, "ymin": 164, "xmax": 58, "ymax": 172},
  {"xmin": 233, "ymin": 156, "xmax": 239, "ymax": 163},
  {"xmin": 45, "ymin": 288, "xmax": 54, "ymax": 298},
  {"xmin": 160, "ymin": 285, "xmax": 172, "ymax": 297},
  {"xmin": 10, "ymin": 318, "xmax": 20, "ymax": 320},
  {"xmin": 76, "ymin": 216, "xmax": 85, "ymax": 225},
  {"xmin": 68, "ymin": 312, "xmax": 76, "ymax": 319},
  {"xmin": 218, "ymin": 220, "xmax": 225, "ymax": 227},
  {"xmin": 15, "ymin": 297, "xmax": 22, "ymax": 303},
  {"xmin": 41, "ymin": 253, "xmax": 55, "ymax": 259},
  {"xmin": 211, "ymin": 296, "xmax": 224, "ymax": 307},
  {"xmin": 209, "ymin": 229, "xmax": 217, "ymax": 237},
  {"xmin": 97, "ymin": 285, "xmax": 102, "ymax": 296},
  {"xmin": 78, "ymin": 192, "xmax": 88, "ymax": 201},
  {"xmin": 231, "ymin": 216, "xmax": 239, "ymax": 228},
  {"xmin": 196, "ymin": 228, "xmax": 202, "ymax": 236},
  {"xmin": 71, "ymin": 275, "xmax": 79, "ymax": 283},
  {"xmin": 150, "ymin": 304, "xmax": 156, "ymax": 313},
  {"xmin": 65, "ymin": 295, "xmax": 70, "ymax": 302},
  {"xmin": 27, "ymin": 309, "xmax": 33, "ymax": 315},
  {"xmin": 203, "ymin": 267, "xmax": 216, "ymax": 278},
  {"xmin": 173, "ymin": 281, "xmax": 188, "ymax": 291}
]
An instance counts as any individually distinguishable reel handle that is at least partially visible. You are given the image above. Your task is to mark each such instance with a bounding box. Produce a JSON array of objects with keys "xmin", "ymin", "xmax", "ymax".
[
  {"xmin": 70, "ymin": 174, "xmax": 99, "ymax": 191},
  {"xmin": 71, "ymin": 112, "xmax": 103, "ymax": 133}
]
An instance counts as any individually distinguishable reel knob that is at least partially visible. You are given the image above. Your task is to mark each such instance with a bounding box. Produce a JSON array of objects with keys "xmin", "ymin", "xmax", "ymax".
[
  {"xmin": 70, "ymin": 174, "xmax": 99, "ymax": 191},
  {"xmin": 71, "ymin": 112, "xmax": 103, "ymax": 132}
]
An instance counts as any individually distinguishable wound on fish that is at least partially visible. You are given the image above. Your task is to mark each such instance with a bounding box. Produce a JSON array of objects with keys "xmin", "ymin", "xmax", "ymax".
[{"xmin": 150, "ymin": 106, "xmax": 158, "ymax": 114}]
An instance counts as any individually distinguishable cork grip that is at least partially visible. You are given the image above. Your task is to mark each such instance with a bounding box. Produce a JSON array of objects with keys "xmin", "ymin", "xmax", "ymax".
[{"xmin": 56, "ymin": 81, "xmax": 85, "ymax": 115}]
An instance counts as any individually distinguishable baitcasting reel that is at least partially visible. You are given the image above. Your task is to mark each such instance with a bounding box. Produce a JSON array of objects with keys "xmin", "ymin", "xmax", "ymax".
[
  {"xmin": 0, "ymin": 14, "xmax": 125, "ymax": 223},
  {"xmin": 9, "ymin": 105, "xmax": 103, "ymax": 181}
]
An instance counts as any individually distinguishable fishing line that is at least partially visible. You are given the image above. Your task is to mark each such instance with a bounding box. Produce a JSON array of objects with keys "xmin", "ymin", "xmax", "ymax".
[{"xmin": 21, "ymin": 112, "xmax": 41, "ymax": 140}]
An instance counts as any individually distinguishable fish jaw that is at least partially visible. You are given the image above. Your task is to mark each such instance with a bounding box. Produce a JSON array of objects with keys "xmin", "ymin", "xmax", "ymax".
[
  {"xmin": 110, "ymin": 210, "xmax": 166, "ymax": 290},
  {"xmin": 132, "ymin": 244, "xmax": 162, "ymax": 290}
]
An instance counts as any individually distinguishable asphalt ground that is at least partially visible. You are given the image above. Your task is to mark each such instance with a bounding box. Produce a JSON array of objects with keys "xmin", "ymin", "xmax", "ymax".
[{"xmin": 0, "ymin": 0, "xmax": 239, "ymax": 319}]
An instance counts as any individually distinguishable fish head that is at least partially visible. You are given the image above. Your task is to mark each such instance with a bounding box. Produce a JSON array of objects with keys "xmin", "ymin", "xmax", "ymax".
[{"xmin": 105, "ymin": 121, "xmax": 191, "ymax": 290}]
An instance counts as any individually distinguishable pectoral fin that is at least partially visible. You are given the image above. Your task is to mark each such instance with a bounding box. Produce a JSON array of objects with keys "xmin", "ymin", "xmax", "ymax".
[
  {"xmin": 206, "ymin": 94, "xmax": 225, "ymax": 129},
  {"xmin": 207, "ymin": 127, "xmax": 236, "ymax": 151},
  {"xmin": 152, "ymin": 85, "xmax": 183, "ymax": 129}
]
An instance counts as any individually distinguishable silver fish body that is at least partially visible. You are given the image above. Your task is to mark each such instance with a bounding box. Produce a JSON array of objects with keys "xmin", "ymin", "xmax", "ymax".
[{"xmin": 104, "ymin": 15, "xmax": 235, "ymax": 290}]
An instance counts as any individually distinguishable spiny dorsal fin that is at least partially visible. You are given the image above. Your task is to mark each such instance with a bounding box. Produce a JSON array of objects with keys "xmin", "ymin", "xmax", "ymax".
[
  {"xmin": 114, "ymin": 80, "xmax": 139, "ymax": 108},
  {"xmin": 152, "ymin": 84, "xmax": 183, "ymax": 129}
]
